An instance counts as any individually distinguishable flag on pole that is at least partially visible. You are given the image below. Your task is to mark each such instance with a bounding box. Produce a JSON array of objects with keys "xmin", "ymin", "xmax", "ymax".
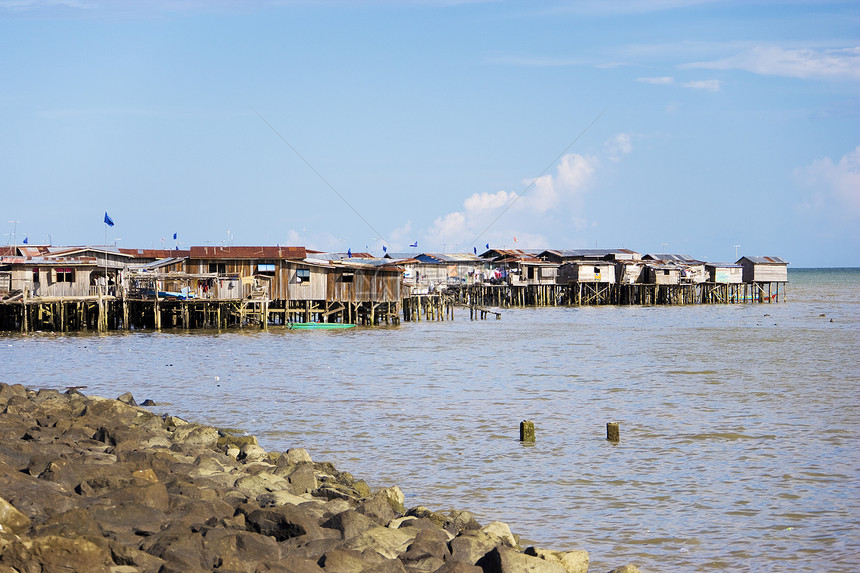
[
  {"xmin": 473, "ymin": 247, "xmax": 476, "ymax": 254},
  {"xmin": 485, "ymin": 243, "xmax": 489, "ymax": 250},
  {"xmin": 382, "ymin": 245, "xmax": 387, "ymax": 253},
  {"xmin": 23, "ymin": 237, "xmax": 28, "ymax": 244},
  {"xmin": 173, "ymin": 233, "xmax": 177, "ymax": 240},
  {"xmin": 409, "ymin": 241, "xmax": 418, "ymax": 248},
  {"xmin": 104, "ymin": 212, "xmax": 114, "ymax": 227},
  {"xmin": 347, "ymin": 248, "xmax": 352, "ymax": 258},
  {"xmin": 513, "ymin": 236, "xmax": 518, "ymax": 243}
]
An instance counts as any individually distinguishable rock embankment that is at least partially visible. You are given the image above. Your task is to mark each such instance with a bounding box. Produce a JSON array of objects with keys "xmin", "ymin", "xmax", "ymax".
[{"xmin": 0, "ymin": 383, "xmax": 640, "ymax": 573}]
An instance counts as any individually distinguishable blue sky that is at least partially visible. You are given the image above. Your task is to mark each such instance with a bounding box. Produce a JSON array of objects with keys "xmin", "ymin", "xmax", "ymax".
[{"xmin": 1, "ymin": 0, "xmax": 858, "ymax": 266}]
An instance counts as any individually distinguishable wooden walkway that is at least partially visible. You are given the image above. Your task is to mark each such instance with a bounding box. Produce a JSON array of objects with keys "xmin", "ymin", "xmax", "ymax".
[{"xmin": 0, "ymin": 281, "xmax": 785, "ymax": 332}]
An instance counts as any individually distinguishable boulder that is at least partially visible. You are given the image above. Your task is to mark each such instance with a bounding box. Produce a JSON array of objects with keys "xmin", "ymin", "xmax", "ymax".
[
  {"xmin": 318, "ymin": 548, "xmax": 370, "ymax": 573},
  {"xmin": 476, "ymin": 546, "xmax": 568, "ymax": 573},
  {"xmin": 243, "ymin": 505, "xmax": 324, "ymax": 542},
  {"xmin": 524, "ymin": 547, "xmax": 589, "ymax": 573},
  {"xmin": 202, "ymin": 528, "xmax": 283, "ymax": 571},
  {"xmin": 342, "ymin": 525, "xmax": 416, "ymax": 560},
  {"xmin": 234, "ymin": 470, "xmax": 291, "ymax": 499},
  {"xmin": 138, "ymin": 524, "xmax": 213, "ymax": 572},
  {"xmin": 398, "ymin": 527, "xmax": 452, "ymax": 571},
  {"xmin": 321, "ymin": 509, "xmax": 378, "ymax": 540},
  {"xmin": 284, "ymin": 463, "xmax": 318, "ymax": 494},
  {"xmin": 279, "ymin": 447, "xmax": 313, "ymax": 466},
  {"xmin": 444, "ymin": 510, "xmax": 481, "ymax": 535},
  {"xmin": 26, "ymin": 534, "xmax": 114, "ymax": 573},
  {"xmin": 480, "ymin": 521, "xmax": 517, "ymax": 548},
  {"xmin": 433, "ymin": 562, "xmax": 484, "ymax": 573},
  {"xmin": 258, "ymin": 490, "xmax": 313, "ymax": 508},
  {"xmin": 0, "ymin": 496, "xmax": 30, "ymax": 535},
  {"xmin": 606, "ymin": 566, "xmax": 642, "ymax": 573},
  {"xmin": 449, "ymin": 530, "xmax": 509, "ymax": 566}
]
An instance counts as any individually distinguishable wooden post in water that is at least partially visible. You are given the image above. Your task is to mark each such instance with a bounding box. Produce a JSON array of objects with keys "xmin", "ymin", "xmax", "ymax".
[
  {"xmin": 520, "ymin": 420, "xmax": 535, "ymax": 443},
  {"xmin": 606, "ymin": 422, "xmax": 620, "ymax": 442}
]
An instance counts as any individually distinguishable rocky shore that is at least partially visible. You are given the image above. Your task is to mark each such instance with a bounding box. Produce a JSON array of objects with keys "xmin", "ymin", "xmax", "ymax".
[{"xmin": 0, "ymin": 383, "xmax": 640, "ymax": 573}]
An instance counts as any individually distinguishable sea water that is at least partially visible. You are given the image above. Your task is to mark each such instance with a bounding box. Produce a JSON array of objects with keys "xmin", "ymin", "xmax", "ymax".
[{"xmin": 3, "ymin": 268, "xmax": 859, "ymax": 572}]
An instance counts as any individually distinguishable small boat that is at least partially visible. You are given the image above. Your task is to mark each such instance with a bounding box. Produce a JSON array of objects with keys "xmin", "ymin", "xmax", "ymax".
[{"xmin": 289, "ymin": 322, "xmax": 356, "ymax": 330}]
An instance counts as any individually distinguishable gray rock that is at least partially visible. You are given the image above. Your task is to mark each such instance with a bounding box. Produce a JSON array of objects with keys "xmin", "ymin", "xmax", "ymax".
[
  {"xmin": 0, "ymin": 496, "xmax": 31, "ymax": 535},
  {"xmin": 321, "ymin": 509, "xmax": 378, "ymax": 540},
  {"xmin": 606, "ymin": 565, "xmax": 642, "ymax": 573},
  {"xmin": 244, "ymin": 505, "xmax": 322, "ymax": 542},
  {"xmin": 524, "ymin": 547, "xmax": 590, "ymax": 573},
  {"xmin": 343, "ymin": 525, "xmax": 416, "ymax": 560},
  {"xmin": 477, "ymin": 546, "xmax": 569, "ymax": 573},
  {"xmin": 449, "ymin": 530, "xmax": 506, "ymax": 566}
]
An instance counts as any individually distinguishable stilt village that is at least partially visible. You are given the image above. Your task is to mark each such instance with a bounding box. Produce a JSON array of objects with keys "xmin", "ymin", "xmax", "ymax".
[{"xmin": 0, "ymin": 244, "xmax": 788, "ymax": 332}]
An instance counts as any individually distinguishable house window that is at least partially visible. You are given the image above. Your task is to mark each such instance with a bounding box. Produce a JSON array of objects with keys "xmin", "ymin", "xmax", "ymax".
[
  {"xmin": 257, "ymin": 263, "xmax": 276, "ymax": 275},
  {"xmin": 56, "ymin": 268, "xmax": 75, "ymax": 282},
  {"xmin": 296, "ymin": 269, "xmax": 310, "ymax": 284},
  {"xmin": 208, "ymin": 263, "xmax": 226, "ymax": 274},
  {"xmin": 341, "ymin": 272, "xmax": 354, "ymax": 283},
  {"xmin": 33, "ymin": 268, "xmax": 40, "ymax": 283},
  {"xmin": 663, "ymin": 269, "xmax": 670, "ymax": 275},
  {"xmin": 594, "ymin": 267, "xmax": 600, "ymax": 274}
]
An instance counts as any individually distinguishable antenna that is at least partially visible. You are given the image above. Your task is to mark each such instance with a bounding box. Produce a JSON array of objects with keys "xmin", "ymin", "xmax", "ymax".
[
  {"xmin": 733, "ymin": 244, "xmax": 741, "ymax": 260},
  {"xmin": 7, "ymin": 221, "xmax": 20, "ymax": 246}
]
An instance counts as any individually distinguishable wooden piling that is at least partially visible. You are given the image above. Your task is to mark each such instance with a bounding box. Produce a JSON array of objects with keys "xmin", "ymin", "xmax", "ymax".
[
  {"xmin": 606, "ymin": 422, "xmax": 620, "ymax": 442},
  {"xmin": 520, "ymin": 420, "xmax": 535, "ymax": 442}
]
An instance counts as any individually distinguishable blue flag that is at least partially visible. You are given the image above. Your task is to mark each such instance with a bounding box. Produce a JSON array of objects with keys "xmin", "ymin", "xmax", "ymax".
[
  {"xmin": 485, "ymin": 243, "xmax": 489, "ymax": 250},
  {"xmin": 410, "ymin": 241, "xmax": 418, "ymax": 248},
  {"xmin": 23, "ymin": 237, "xmax": 28, "ymax": 244},
  {"xmin": 383, "ymin": 245, "xmax": 387, "ymax": 253},
  {"xmin": 347, "ymin": 248, "xmax": 352, "ymax": 258},
  {"xmin": 173, "ymin": 233, "xmax": 177, "ymax": 240},
  {"xmin": 473, "ymin": 246, "xmax": 477, "ymax": 254},
  {"xmin": 104, "ymin": 212, "xmax": 114, "ymax": 227}
]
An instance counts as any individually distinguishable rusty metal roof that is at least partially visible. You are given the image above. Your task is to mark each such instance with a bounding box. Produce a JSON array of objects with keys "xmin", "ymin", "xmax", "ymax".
[
  {"xmin": 188, "ymin": 246, "xmax": 306, "ymax": 260},
  {"xmin": 737, "ymin": 256, "xmax": 787, "ymax": 265}
]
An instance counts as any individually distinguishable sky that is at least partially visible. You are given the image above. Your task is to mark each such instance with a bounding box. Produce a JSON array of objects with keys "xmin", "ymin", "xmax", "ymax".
[{"xmin": 1, "ymin": 0, "xmax": 858, "ymax": 267}]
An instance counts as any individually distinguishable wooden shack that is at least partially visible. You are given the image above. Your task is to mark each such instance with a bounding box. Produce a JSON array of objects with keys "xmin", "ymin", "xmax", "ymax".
[
  {"xmin": 646, "ymin": 264, "xmax": 681, "ymax": 285},
  {"xmin": 557, "ymin": 261, "xmax": 617, "ymax": 284},
  {"xmin": 737, "ymin": 256, "xmax": 788, "ymax": 282},
  {"xmin": 706, "ymin": 263, "xmax": 743, "ymax": 284},
  {"xmin": 615, "ymin": 260, "xmax": 646, "ymax": 284}
]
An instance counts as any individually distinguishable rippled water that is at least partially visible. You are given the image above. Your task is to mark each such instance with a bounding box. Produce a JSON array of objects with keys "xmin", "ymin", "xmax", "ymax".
[{"xmin": 3, "ymin": 268, "xmax": 859, "ymax": 572}]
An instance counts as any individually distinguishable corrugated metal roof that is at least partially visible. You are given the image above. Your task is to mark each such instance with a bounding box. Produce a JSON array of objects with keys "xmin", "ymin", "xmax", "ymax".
[
  {"xmin": 130, "ymin": 257, "xmax": 188, "ymax": 270},
  {"xmin": 119, "ymin": 248, "xmax": 191, "ymax": 259},
  {"xmin": 643, "ymin": 253, "xmax": 701, "ymax": 263},
  {"xmin": 313, "ymin": 252, "xmax": 375, "ymax": 261},
  {"xmin": 737, "ymin": 256, "xmax": 787, "ymax": 265},
  {"xmin": 541, "ymin": 248, "xmax": 637, "ymax": 258},
  {"xmin": 188, "ymin": 246, "xmax": 306, "ymax": 260},
  {"xmin": 45, "ymin": 246, "xmax": 135, "ymax": 259}
]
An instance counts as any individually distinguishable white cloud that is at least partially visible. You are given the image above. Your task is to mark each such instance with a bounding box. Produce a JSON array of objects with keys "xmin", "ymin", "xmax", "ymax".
[
  {"xmin": 605, "ymin": 133, "xmax": 633, "ymax": 161},
  {"xmin": 637, "ymin": 76, "xmax": 675, "ymax": 85},
  {"xmin": 463, "ymin": 190, "xmax": 519, "ymax": 214},
  {"xmin": 424, "ymin": 153, "xmax": 599, "ymax": 250},
  {"xmin": 683, "ymin": 46, "xmax": 860, "ymax": 81},
  {"xmin": 682, "ymin": 79, "xmax": 721, "ymax": 91},
  {"xmin": 795, "ymin": 145, "xmax": 860, "ymax": 220}
]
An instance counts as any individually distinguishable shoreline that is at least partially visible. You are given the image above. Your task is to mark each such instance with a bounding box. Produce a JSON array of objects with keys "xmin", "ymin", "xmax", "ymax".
[{"xmin": 0, "ymin": 383, "xmax": 640, "ymax": 573}]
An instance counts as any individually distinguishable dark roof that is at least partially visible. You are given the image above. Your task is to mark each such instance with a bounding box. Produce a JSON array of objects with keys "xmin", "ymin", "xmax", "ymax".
[
  {"xmin": 643, "ymin": 253, "xmax": 701, "ymax": 263},
  {"xmin": 736, "ymin": 256, "xmax": 788, "ymax": 265}
]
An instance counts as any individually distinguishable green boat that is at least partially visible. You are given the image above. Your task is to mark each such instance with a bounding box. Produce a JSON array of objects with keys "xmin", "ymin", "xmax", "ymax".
[{"xmin": 289, "ymin": 322, "xmax": 356, "ymax": 330}]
